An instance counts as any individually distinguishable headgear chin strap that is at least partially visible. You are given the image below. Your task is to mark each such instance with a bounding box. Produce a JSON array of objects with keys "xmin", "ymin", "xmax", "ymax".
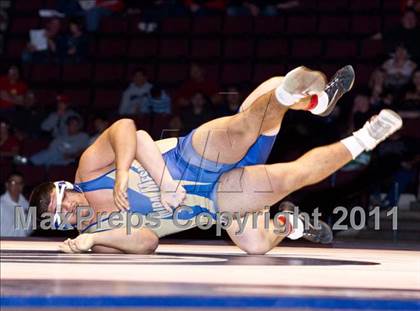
[{"xmin": 53, "ymin": 181, "xmax": 83, "ymax": 230}]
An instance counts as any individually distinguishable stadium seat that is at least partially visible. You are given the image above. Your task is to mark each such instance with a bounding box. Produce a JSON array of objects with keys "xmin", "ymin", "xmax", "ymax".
[
  {"xmin": 94, "ymin": 64, "xmax": 125, "ymax": 84},
  {"xmin": 223, "ymin": 16, "xmax": 254, "ymax": 34},
  {"xmin": 192, "ymin": 16, "xmax": 222, "ymax": 33},
  {"xmin": 360, "ymin": 39, "xmax": 384, "ymax": 59},
  {"xmin": 152, "ymin": 114, "xmax": 173, "ymax": 139},
  {"xmin": 9, "ymin": 17, "xmax": 40, "ymax": 34},
  {"xmin": 47, "ymin": 165, "xmax": 77, "ymax": 182},
  {"xmin": 0, "ymin": 159, "xmax": 13, "ymax": 185},
  {"xmin": 126, "ymin": 63, "xmax": 156, "ymax": 82},
  {"xmin": 61, "ymin": 64, "xmax": 92, "ymax": 83},
  {"xmin": 287, "ymin": 15, "xmax": 317, "ymax": 34},
  {"xmin": 191, "ymin": 38, "xmax": 221, "ymax": 60},
  {"xmin": 20, "ymin": 138, "xmax": 50, "ymax": 157},
  {"xmin": 134, "ymin": 115, "xmax": 152, "ymax": 133},
  {"xmin": 254, "ymin": 16, "xmax": 285, "ymax": 34},
  {"xmin": 351, "ymin": 15, "xmax": 381, "ymax": 34},
  {"xmin": 18, "ymin": 165, "xmax": 46, "ymax": 187},
  {"xmin": 156, "ymin": 64, "xmax": 189, "ymax": 84},
  {"xmin": 325, "ymin": 40, "xmax": 357, "ymax": 59},
  {"xmin": 256, "ymin": 38, "xmax": 289, "ymax": 59},
  {"xmin": 100, "ymin": 16, "xmax": 128, "ymax": 33},
  {"xmin": 291, "ymin": 39, "xmax": 322, "ymax": 58},
  {"xmin": 128, "ymin": 37, "xmax": 159, "ymax": 59},
  {"xmin": 349, "ymin": 0, "xmax": 380, "ymax": 11},
  {"xmin": 33, "ymin": 88, "xmax": 57, "ymax": 107},
  {"xmin": 221, "ymin": 63, "xmax": 252, "ymax": 85},
  {"xmin": 62, "ymin": 89, "xmax": 91, "ymax": 107},
  {"xmin": 14, "ymin": 0, "xmax": 45, "ymax": 11},
  {"xmin": 383, "ymin": 14, "xmax": 401, "ymax": 31},
  {"xmin": 383, "ymin": 0, "xmax": 401, "ymax": 10},
  {"xmin": 317, "ymin": 0, "xmax": 349, "ymax": 11},
  {"xmin": 159, "ymin": 38, "xmax": 189, "ymax": 59},
  {"xmin": 224, "ymin": 38, "xmax": 254, "ymax": 60},
  {"xmin": 97, "ymin": 37, "xmax": 127, "ymax": 59},
  {"xmin": 252, "ymin": 63, "xmax": 286, "ymax": 84},
  {"xmin": 93, "ymin": 89, "xmax": 122, "ymax": 110},
  {"xmin": 353, "ymin": 64, "xmax": 377, "ymax": 86},
  {"xmin": 318, "ymin": 15, "xmax": 350, "ymax": 34},
  {"xmin": 5, "ymin": 38, "xmax": 27, "ymax": 58},
  {"xmin": 400, "ymin": 118, "xmax": 420, "ymax": 139},
  {"xmin": 31, "ymin": 64, "xmax": 60, "ymax": 83},
  {"xmin": 317, "ymin": 64, "xmax": 340, "ymax": 79},
  {"xmin": 161, "ymin": 17, "xmax": 191, "ymax": 33},
  {"xmin": 200, "ymin": 64, "xmax": 220, "ymax": 81}
]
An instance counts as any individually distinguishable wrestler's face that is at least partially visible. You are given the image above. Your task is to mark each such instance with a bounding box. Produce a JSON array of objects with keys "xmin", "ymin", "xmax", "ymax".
[{"xmin": 49, "ymin": 190, "xmax": 89, "ymax": 225}]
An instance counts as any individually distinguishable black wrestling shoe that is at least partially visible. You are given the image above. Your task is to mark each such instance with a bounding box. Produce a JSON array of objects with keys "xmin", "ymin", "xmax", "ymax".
[
  {"xmin": 278, "ymin": 201, "xmax": 333, "ymax": 244},
  {"xmin": 319, "ymin": 65, "xmax": 355, "ymax": 117}
]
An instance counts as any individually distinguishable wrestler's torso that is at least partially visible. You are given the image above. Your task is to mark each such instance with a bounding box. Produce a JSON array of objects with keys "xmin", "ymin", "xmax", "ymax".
[{"xmin": 75, "ymin": 137, "xmax": 218, "ymax": 237}]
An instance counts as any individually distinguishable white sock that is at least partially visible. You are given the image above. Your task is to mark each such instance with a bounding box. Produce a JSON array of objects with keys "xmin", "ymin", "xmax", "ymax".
[
  {"xmin": 309, "ymin": 91, "xmax": 329, "ymax": 115},
  {"xmin": 341, "ymin": 135, "xmax": 365, "ymax": 159},
  {"xmin": 274, "ymin": 84, "xmax": 305, "ymax": 106},
  {"xmin": 283, "ymin": 213, "xmax": 304, "ymax": 240}
]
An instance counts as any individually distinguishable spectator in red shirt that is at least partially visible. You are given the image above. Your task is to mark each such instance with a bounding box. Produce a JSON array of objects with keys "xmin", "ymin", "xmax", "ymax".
[
  {"xmin": 175, "ymin": 63, "xmax": 220, "ymax": 110},
  {"xmin": 0, "ymin": 65, "xmax": 28, "ymax": 113},
  {"xmin": 0, "ymin": 120, "xmax": 20, "ymax": 159}
]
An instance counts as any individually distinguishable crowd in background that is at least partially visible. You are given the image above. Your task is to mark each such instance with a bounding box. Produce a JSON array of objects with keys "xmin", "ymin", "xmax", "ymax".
[{"xmin": 1, "ymin": 0, "xmax": 419, "ymax": 237}]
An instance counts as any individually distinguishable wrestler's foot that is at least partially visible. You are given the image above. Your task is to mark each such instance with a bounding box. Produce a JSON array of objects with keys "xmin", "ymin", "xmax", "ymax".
[
  {"xmin": 341, "ymin": 109, "xmax": 403, "ymax": 159},
  {"xmin": 353, "ymin": 109, "xmax": 403, "ymax": 150},
  {"xmin": 316, "ymin": 65, "xmax": 355, "ymax": 116},
  {"xmin": 275, "ymin": 66, "xmax": 326, "ymax": 107},
  {"xmin": 278, "ymin": 201, "xmax": 333, "ymax": 244}
]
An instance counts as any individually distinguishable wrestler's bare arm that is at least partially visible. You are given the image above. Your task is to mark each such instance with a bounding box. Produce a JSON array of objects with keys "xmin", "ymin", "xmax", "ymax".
[{"xmin": 77, "ymin": 119, "xmax": 184, "ymax": 210}]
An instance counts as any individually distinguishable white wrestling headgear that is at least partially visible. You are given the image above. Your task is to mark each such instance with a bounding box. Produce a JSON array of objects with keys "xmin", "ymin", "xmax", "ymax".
[{"xmin": 53, "ymin": 181, "xmax": 83, "ymax": 229}]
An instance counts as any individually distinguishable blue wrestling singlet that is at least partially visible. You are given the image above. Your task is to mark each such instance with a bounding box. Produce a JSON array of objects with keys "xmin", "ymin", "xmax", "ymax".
[{"xmin": 79, "ymin": 130, "xmax": 277, "ymax": 237}]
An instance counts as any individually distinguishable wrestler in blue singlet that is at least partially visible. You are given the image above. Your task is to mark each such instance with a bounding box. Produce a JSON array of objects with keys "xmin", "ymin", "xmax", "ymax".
[{"xmin": 79, "ymin": 130, "xmax": 277, "ymax": 237}]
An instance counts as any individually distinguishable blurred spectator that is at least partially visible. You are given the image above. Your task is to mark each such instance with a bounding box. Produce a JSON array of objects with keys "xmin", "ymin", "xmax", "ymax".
[
  {"xmin": 183, "ymin": 0, "xmax": 226, "ymax": 15},
  {"xmin": 142, "ymin": 85, "xmax": 171, "ymax": 114},
  {"xmin": 31, "ymin": 116, "xmax": 89, "ymax": 166},
  {"xmin": 402, "ymin": 69, "xmax": 420, "ymax": 109},
  {"xmin": 348, "ymin": 93, "xmax": 372, "ymax": 134},
  {"xmin": 22, "ymin": 18, "xmax": 65, "ymax": 63},
  {"xmin": 373, "ymin": 134, "xmax": 420, "ymax": 208},
  {"xmin": 373, "ymin": 9, "xmax": 419, "ymax": 60},
  {"xmin": 61, "ymin": 18, "xmax": 88, "ymax": 63},
  {"xmin": 369, "ymin": 68, "xmax": 386, "ymax": 104},
  {"xmin": 0, "ymin": 120, "xmax": 21, "ymax": 159},
  {"xmin": 175, "ymin": 63, "xmax": 219, "ymax": 109},
  {"xmin": 119, "ymin": 68, "xmax": 152, "ymax": 116},
  {"xmin": 0, "ymin": 172, "xmax": 32, "ymax": 237},
  {"xmin": 0, "ymin": 65, "xmax": 27, "ymax": 114},
  {"xmin": 41, "ymin": 94, "xmax": 80, "ymax": 138},
  {"xmin": 13, "ymin": 91, "xmax": 44, "ymax": 138},
  {"xmin": 227, "ymin": 0, "xmax": 299, "ymax": 16},
  {"xmin": 81, "ymin": 0, "xmax": 124, "ymax": 32},
  {"xmin": 180, "ymin": 92, "xmax": 214, "ymax": 133},
  {"xmin": 382, "ymin": 45, "xmax": 417, "ymax": 92},
  {"xmin": 217, "ymin": 86, "xmax": 242, "ymax": 116},
  {"xmin": 89, "ymin": 114, "xmax": 109, "ymax": 144}
]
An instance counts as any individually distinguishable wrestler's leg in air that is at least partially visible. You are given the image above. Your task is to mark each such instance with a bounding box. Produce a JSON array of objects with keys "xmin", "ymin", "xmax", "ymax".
[
  {"xmin": 191, "ymin": 67, "xmax": 328, "ymax": 165},
  {"xmin": 217, "ymin": 110, "xmax": 403, "ymax": 254}
]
